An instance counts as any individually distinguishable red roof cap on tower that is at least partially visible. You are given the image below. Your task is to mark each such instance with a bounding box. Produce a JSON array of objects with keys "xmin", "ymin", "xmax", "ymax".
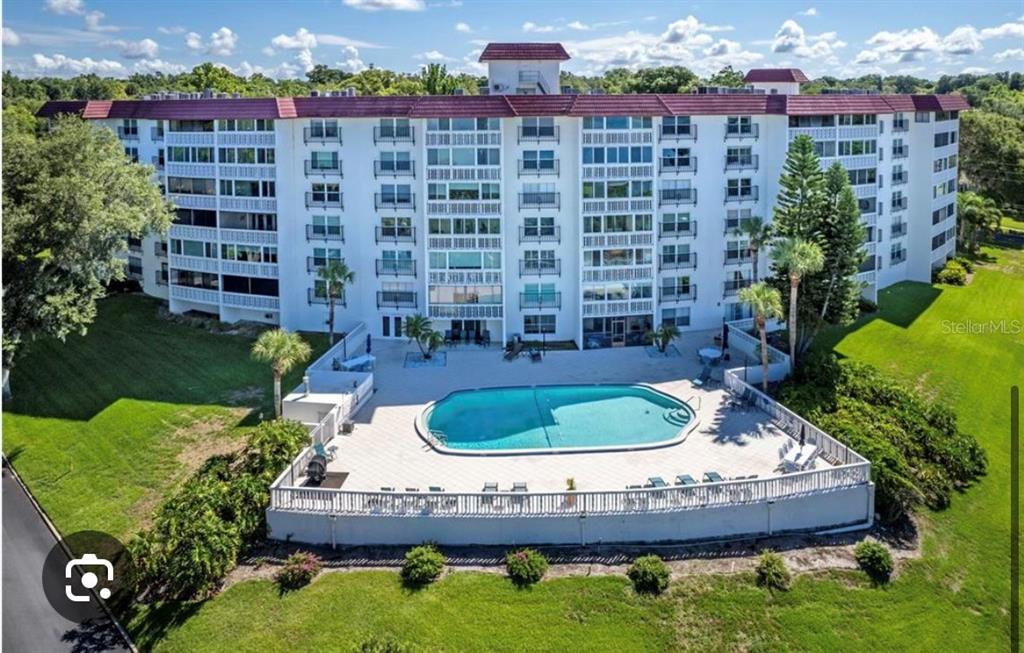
[
  {"xmin": 479, "ymin": 43, "xmax": 570, "ymax": 62},
  {"xmin": 743, "ymin": 68, "xmax": 810, "ymax": 83}
]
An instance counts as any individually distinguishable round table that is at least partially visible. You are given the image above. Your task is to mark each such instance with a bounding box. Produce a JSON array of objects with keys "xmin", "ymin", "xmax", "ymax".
[{"xmin": 699, "ymin": 346, "xmax": 724, "ymax": 364}]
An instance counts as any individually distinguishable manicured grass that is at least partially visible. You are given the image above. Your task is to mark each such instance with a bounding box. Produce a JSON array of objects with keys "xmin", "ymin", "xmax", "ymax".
[
  {"xmin": 1003, "ymin": 215, "xmax": 1024, "ymax": 234},
  {"xmin": 2, "ymin": 294, "xmax": 324, "ymax": 538}
]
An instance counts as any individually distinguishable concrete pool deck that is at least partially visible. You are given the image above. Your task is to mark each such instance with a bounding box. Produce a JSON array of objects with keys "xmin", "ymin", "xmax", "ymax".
[{"xmin": 318, "ymin": 334, "xmax": 833, "ymax": 494}]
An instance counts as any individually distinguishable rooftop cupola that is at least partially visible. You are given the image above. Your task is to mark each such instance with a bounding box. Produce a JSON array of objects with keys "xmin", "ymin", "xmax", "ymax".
[
  {"xmin": 478, "ymin": 42, "xmax": 570, "ymax": 96},
  {"xmin": 743, "ymin": 68, "xmax": 809, "ymax": 95}
]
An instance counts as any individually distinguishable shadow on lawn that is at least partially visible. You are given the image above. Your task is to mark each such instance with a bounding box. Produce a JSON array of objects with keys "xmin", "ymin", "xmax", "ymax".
[
  {"xmin": 813, "ymin": 281, "xmax": 943, "ymax": 354},
  {"xmin": 121, "ymin": 600, "xmax": 206, "ymax": 653}
]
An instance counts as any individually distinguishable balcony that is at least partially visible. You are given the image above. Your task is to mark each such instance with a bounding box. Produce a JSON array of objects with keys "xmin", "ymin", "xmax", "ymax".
[
  {"xmin": 375, "ymin": 226, "xmax": 416, "ymax": 244},
  {"xmin": 377, "ymin": 290, "xmax": 417, "ymax": 309},
  {"xmin": 724, "ymin": 186, "xmax": 759, "ymax": 204},
  {"xmin": 305, "ymin": 160, "xmax": 343, "ymax": 177},
  {"xmin": 724, "ymin": 154, "xmax": 759, "ymax": 172},
  {"xmin": 374, "ymin": 194, "xmax": 416, "ymax": 211},
  {"xmin": 306, "ymin": 257, "xmax": 336, "ymax": 273},
  {"xmin": 892, "ymin": 170, "xmax": 908, "ymax": 185},
  {"xmin": 725, "ymin": 124, "xmax": 759, "ymax": 140},
  {"xmin": 659, "ymin": 252, "xmax": 697, "ymax": 270},
  {"xmin": 520, "ymin": 292, "xmax": 561, "ymax": 310},
  {"xmin": 723, "ymin": 278, "xmax": 753, "ymax": 296},
  {"xmin": 517, "ymin": 125, "xmax": 559, "ymax": 144},
  {"xmin": 659, "ymin": 125, "xmax": 697, "ymax": 141},
  {"xmin": 305, "ymin": 192, "xmax": 343, "ymax": 209},
  {"xmin": 658, "ymin": 157, "xmax": 698, "ymax": 175},
  {"xmin": 891, "ymin": 222, "xmax": 908, "ymax": 238},
  {"xmin": 519, "ymin": 226, "xmax": 560, "ymax": 244},
  {"xmin": 373, "ymin": 125, "xmax": 415, "ymax": 145},
  {"xmin": 306, "ymin": 288, "xmax": 345, "ymax": 306},
  {"xmin": 376, "ymin": 259, "xmax": 416, "ymax": 277},
  {"xmin": 517, "ymin": 159, "xmax": 560, "ymax": 177},
  {"xmin": 116, "ymin": 127, "xmax": 139, "ymax": 141},
  {"xmin": 724, "ymin": 250, "xmax": 754, "ymax": 265},
  {"xmin": 519, "ymin": 259, "xmax": 561, "ymax": 277},
  {"xmin": 891, "ymin": 197, "xmax": 908, "ymax": 212},
  {"xmin": 303, "ymin": 127, "xmax": 342, "ymax": 144},
  {"xmin": 155, "ymin": 271, "xmax": 168, "ymax": 286},
  {"xmin": 659, "ymin": 285, "xmax": 697, "ymax": 303},
  {"xmin": 150, "ymin": 127, "xmax": 164, "ymax": 141},
  {"xmin": 306, "ymin": 224, "xmax": 345, "ymax": 242},
  {"xmin": 891, "ymin": 250, "xmax": 907, "ymax": 264},
  {"xmin": 154, "ymin": 241, "xmax": 168, "ymax": 257},
  {"xmin": 374, "ymin": 160, "xmax": 415, "ymax": 178},
  {"xmin": 151, "ymin": 156, "xmax": 164, "ymax": 171},
  {"xmin": 519, "ymin": 192, "xmax": 560, "ymax": 210},
  {"xmin": 659, "ymin": 223, "xmax": 696, "ymax": 239},
  {"xmin": 892, "ymin": 120, "xmax": 909, "ymax": 132},
  {"xmin": 658, "ymin": 188, "xmax": 697, "ymax": 206},
  {"xmin": 892, "ymin": 145, "xmax": 909, "ymax": 159}
]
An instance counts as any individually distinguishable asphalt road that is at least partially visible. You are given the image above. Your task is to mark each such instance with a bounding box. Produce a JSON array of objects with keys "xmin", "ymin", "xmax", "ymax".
[{"xmin": 2, "ymin": 463, "xmax": 131, "ymax": 653}]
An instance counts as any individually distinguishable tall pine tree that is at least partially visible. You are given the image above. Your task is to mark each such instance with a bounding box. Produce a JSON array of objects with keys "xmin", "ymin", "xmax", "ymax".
[{"xmin": 771, "ymin": 135, "xmax": 826, "ymax": 238}]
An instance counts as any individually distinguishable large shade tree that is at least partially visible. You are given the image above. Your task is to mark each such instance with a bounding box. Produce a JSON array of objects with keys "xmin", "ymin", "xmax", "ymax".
[
  {"xmin": 251, "ymin": 329, "xmax": 312, "ymax": 418},
  {"xmin": 2, "ymin": 115, "xmax": 173, "ymax": 386}
]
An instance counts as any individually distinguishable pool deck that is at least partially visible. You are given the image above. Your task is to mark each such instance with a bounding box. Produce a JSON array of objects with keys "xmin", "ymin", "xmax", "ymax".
[{"xmin": 317, "ymin": 333, "xmax": 832, "ymax": 494}]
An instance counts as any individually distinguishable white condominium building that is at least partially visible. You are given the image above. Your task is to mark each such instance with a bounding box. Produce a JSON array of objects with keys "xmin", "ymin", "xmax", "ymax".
[{"xmin": 39, "ymin": 42, "xmax": 966, "ymax": 349}]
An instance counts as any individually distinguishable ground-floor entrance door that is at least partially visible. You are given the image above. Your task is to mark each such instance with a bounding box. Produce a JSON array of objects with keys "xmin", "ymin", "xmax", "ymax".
[{"xmin": 611, "ymin": 318, "xmax": 626, "ymax": 347}]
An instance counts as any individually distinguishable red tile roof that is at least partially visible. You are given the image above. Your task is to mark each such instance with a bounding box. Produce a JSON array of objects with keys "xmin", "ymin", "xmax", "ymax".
[
  {"xmin": 479, "ymin": 43, "xmax": 570, "ymax": 62},
  {"xmin": 37, "ymin": 92, "xmax": 972, "ymax": 120},
  {"xmin": 744, "ymin": 69, "xmax": 810, "ymax": 83}
]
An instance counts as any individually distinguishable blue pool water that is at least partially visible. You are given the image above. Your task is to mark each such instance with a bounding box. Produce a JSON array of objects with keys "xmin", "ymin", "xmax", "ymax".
[{"xmin": 424, "ymin": 384, "xmax": 694, "ymax": 452}]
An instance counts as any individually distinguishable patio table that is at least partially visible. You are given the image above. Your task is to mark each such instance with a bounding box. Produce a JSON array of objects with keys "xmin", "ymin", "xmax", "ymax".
[
  {"xmin": 699, "ymin": 346, "xmax": 724, "ymax": 365},
  {"xmin": 782, "ymin": 444, "xmax": 818, "ymax": 471}
]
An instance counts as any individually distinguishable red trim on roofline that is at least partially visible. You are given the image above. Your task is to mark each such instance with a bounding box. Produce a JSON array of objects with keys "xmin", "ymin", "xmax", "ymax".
[{"xmin": 479, "ymin": 43, "xmax": 570, "ymax": 62}]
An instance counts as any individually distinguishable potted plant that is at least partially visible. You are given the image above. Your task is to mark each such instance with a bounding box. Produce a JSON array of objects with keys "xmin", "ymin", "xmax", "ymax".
[{"xmin": 565, "ymin": 477, "xmax": 577, "ymax": 508}]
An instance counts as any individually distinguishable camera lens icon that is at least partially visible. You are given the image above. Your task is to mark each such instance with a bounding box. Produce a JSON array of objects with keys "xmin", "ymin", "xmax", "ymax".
[
  {"xmin": 43, "ymin": 530, "xmax": 130, "ymax": 621},
  {"xmin": 79, "ymin": 571, "xmax": 112, "ymax": 599}
]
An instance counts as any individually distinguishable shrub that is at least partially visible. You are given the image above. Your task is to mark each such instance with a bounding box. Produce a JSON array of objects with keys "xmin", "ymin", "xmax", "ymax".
[
  {"xmin": 857, "ymin": 298, "xmax": 879, "ymax": 314},
  {"xmin": 505, "ymin": 548, "xmax": 549, "ymax": 587},
  {"xmin": 854, "ymin": 540, "xmax": 894, "ymax": 583},
  {"xmin": 934, "ymin": 260, "xmax": 967, "ymax": 285},
  {"xmin": 755, "ymin": 551, "xmax": 791, "ymax": 591},
  {"xmin": 952, "ymin": 256, "xmax": 975, "ymax": 273},
  {"xmin": 354, "ymin": 635, "xmax": 416, "ymax": 653},
  {"xmin": 401, "ymin": 544, "xmax": 446, "ymax": 587},
  {"xmin": 627, "ymin": 554, "xmax": 670, "ymax": 595},
  {"xmin": 275, "ymin": 551, "xmax": 322, "ymax": 591}
]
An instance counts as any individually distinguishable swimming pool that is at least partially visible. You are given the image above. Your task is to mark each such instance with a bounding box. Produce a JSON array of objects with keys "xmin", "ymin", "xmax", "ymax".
[{"xmin": 422, "ymin": 384, "xmax": 696, "ymax": 453}]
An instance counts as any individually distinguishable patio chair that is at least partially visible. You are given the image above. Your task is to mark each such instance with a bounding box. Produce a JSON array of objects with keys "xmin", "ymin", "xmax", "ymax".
[
  {"xmin": 675, "ymin": 474, "xmax": 697, "ymax": 486},
  {"xmin": 443, "ymin": 330, "xmax": 453, "ymax": 345},
  {"xmin": 428, "ymin": 485, "xmax": 445, "ymax": 492},
  {"xmin": 313, "ymin": 442, "xmax": 337, "ymax": 461},
  {"xmin": 529, "ymin": 349, "xmax": 542, "ymax": 363},
  {"xmin": 646, "ymin": 476, "xmax": 668, "ymax": 488},
  {"xmin": 702, "ymin": 472, "xmax": 724, "ymax": 483},
  {"xmin": 512, "ymin": 482, "xmax": 528, "ymax": 492},
  {"xmin": 692, "ymin": 365, "xmax": 712, "ymax": 387},
  {"xmin": 504, "ymin": 339, "xmax": 524, "ymax": 361}
]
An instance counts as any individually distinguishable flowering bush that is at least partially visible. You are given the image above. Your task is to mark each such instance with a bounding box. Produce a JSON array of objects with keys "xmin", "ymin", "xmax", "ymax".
[
  {"xmin": 505, "ymin": 548, "xmax": 549, "ymax": 586},
  {"xmin": 275, "ymin": 551, "xmax": 322, "ymax": 591}
]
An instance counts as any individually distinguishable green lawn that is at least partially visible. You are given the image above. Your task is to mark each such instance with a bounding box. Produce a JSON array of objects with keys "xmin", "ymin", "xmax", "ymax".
[
  {"xmin": 2, "ymin": 294, "xmax": 324, "ymax": 538},
  {"xmin": 1003, "ymin": 215, "xmax": 1024, "ymax": 234},
  {"xmin": 6, "ymin": 246, "xmax": 1022, "ymax": 652}
]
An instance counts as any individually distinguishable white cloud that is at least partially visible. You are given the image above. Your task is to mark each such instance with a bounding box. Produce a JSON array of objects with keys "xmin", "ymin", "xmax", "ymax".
[
  {"xmin": 84, "ymin": 10, "xmax": 118, "ymax": 33},
  {"xmin": 45, "ymin": 0, "xmax": 85, "ymax": 15},
  {"xmin": 105, "ymin": 38, "xmax": 159, "ymax": 59},
  {"xmin": 960, "ymin": 66, "xmax": 988, "ymax": 74},
  {"xmin": 799, "ymin": 7, "xmax": 818, "ymax": 17},
  {"xmin": 568, "ymin": 21, "xmax": 591, "ymax": 31},
  {"xmin": 31, "ymin": 52, "xmax": 124, "ymax": 75},
  {"xmin": 315, "ymin": 33, "xmax": 384, "ymax": 49},
  {"xmin": 133, "ymin": 58, "xmax": 187, "ymax": 75},
  {"xmin": 343, "ymin": 0, "xmax": 425, "ymax": 11},
  {"xmin": 157, "ymin": 26, "xmax": 186, "ymax": 35},
  {"xmin": 271, "ymin": 28, "xmax": 317, "ymax": 50},
  {"xmin": 233, "ymin": 60, "xmax": 301, "ymax": 79},
  {"xmin": 3, "ymin": 27, "xmax": 21, "ymax": 47},
  {"xmin": 455, "ymin": 22, "xmax": 472, "ymax": 33},
  {"xmin": 336, "ymin": 45, "xmax": 366, "ymax": 72},
  {"xmin": 523, "ymin": 22, "xmax": 557, "ymax": 34},
  {"xmin": 415, "ymin": 50, "xmax": 455, "ymax": 61},
  {"xmin": 662, "ymin": 16, "xmax": 731, "ymax": 46},
  {"xmin": 994, "ymin": 48, "xmax": 1024, "ymax": 61},
  {"xmin": 942, "ymin": 26, "xmax": 982, "ymax": 55},
  {"xmin": 296, "ymin": 48, "xmax": 315, "ymax": 72},
  {"xmin": 261, "ymin": 46, "xmax": 276, "ymax": 56},
  {"xmin": 853, "ymin": 21, "xmax": 1024, "ymax": 67},
  {"xmin": 771, "ymin": 20, "xmax": 845, "ymax": 58},
  {"xmin": 704, "ymin": 39, "xmax": 739, "ymax": 57},
  {"xmin": 186, "ymin": 27, "xmax": 238, "ymax": 56},
  {"xmin": 980, "ymin": 21, "xmax": 1024, "ymax": 39}
]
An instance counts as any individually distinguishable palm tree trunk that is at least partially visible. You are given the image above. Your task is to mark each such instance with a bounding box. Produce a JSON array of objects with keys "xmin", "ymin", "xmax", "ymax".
[
  {"xmin": 789, "ymin": 275, "xmax": 799, "ymax": 367},
  {"xmin": 272, "ymin": 371, "xmax": 282, "ymax": 418},
  {"xmin": 758, "ymin": 318, "xmax": 770, "ymax": 393},
  {"xmin": 751, "ymin": 250, "xmax": 759, "ymax": 284},
  {"xmin": 327, "ymin": 294, "xmax": 336, "ymax": 345}
]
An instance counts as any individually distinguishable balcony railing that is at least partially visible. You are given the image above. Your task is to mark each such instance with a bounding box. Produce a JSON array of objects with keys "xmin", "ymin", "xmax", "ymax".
[
  {"xmin": 892, "ymin": 120, "xmax": 909, "ymax": 132},
  {"xmin": 305, "ymin": 192, "xmax": 343, "ymax": 209},
  {"xmin": 305, "ymin": 160, "xmax": 343, "ymax": 177},
  {"xmin": 151, "ymin": 155, "xmax": 164, "ymax": 171},
  {"xmin": 374, "ymin": 160, "xmax": 415, "ymax": 178},
  {"xmin": 150, "ymin": 127, "xmax": 164, "ymax": 141},
  {"xmin": 658, "ymin": 158, "xmax": 697, "ymax": 174},
  {"xmin": 891, "ymin": 250, "xmax": 907, "ymax": 264},
  {"xmin": 116, "ymin": 127, "xmax": 139, "ymax": 140},
  {"xmin": 725, "ymin": 250, "xmax": 754, "ymax": 265},
  {"xmin": 891, "ymin": 197, "xmax": 908, "ymax": 211},
  {"xmin": 725, "ymin": 124, "xmax": 759, "ymax": 140},
  {"xmin": 373, "ymin": 126, "xmax": 415, "ymax": 144},
  {"xmin": 303, "ymin": 127, "xmax": 342, "ymax": 144},
  {"xmin": 306, "ymin": 257, "xmax": 340, "ymax": 273},
  {"xmin": 519, "ymin": 192, "xmax": 560, "ymax": 210},
  {"xmin": 374, "ymin": 194, "xmax": 416, "ymax": 211},
  {"xmin": 724, "ymin": 154, "xmax": 759, "ymax": 171},
  {"xmin": 519, "ymin": 292, "xmax": 561, "ymax": 310},
  {"xmin": 659, "ymin": 188, "xmax": 697, "ymax": 206},
  {"xmin": 659, "ymin": 125, "xmax": 697, "ymax": 141},
  {"xmin": 154, "ymin": 241, "xmax": 167, "ymax": 257},
  {"xmin": 659, "ymin": 223, "xmax": 697, "ymax": 239},
  {"xmin": 519, "ymin": 226, "xmax": 560, "ymax": 243},
  {"xmin": 891, "ymin": 222, "xmax": 908, "ymax": 238},
  {"xmin": 307, "ymin": 288, "xmax": 346, "ymax": 306},
  {"xmin": 517, "ymin": 160, "xmax": 560, "ymax": 177},
  {"xmin": 892, "ymin": 145, "xmax": 909, "ymax": 159},
  {"xmin": 517, "ymin": 125, "xmax": 559, "ymax": 143},
  {"xmin": 377, "ymin": 291, "xmax": 417, "ymax": 309},
  {"xmin": 660, "ymin": 285, "xmax": 697, "ymax": 302},
  {"xmin": 519, "ymin": 259, "xmax": 561, "ymax": 277},
  {"xmin": 306, "ymin": 224, "xmax": 345, "ymax": 242},
  {"xmin": 155, "ymin": 271, "xmax": 168, "ymax": 286},
  {"xmin": 891, "ymin": 171, "xmax": 908, "ymax": 185},
  {"xmin": 725, "ymin": 186, "xmax": 759, "ymax": 203},
  {"xmin": 375, "ymin": 226, "xmax": 416, "ymax": 244},
  {"xmin": 376, "ymin": 259, "xmax": 416, "ymax": 277},
  {"xmin": 723, "ymin": 279, "xmax": 753, "ymax": 296},
  {"xmin": 659, "ymin": 253, "xmax": 697, "ymax": 270}
]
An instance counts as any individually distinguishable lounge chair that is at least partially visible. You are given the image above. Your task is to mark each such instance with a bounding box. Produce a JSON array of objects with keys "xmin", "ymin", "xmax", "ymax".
[
  {"xmin": 313, "ymin": 442, "xmax": 337, "ymax": 461},
  {"xmin": 483, "ymin": 482, "xmax": 498, "ymax": 492},
  {"xmin": 529, "ymin": 349, "xmax": 542, "ymax": 363},
  {"xmin": 646, "ymin": 476, "xmax": 667, "ymax": 488},
  {"xmin": 504, "ymin": 340, "xmax": 524, "ymax": 361},
  {"xmin": 443, "ymin": 330, "xmax": 453, "ymax": 345},
  {"xmin": 692, "ymin": 365, "xmax": 712, "ymax": 387},
  {"xmin": 512, "ymin": 482, "xmax": 528, "ymax": 492},
  {"xmin": 626, "ymin": 484, "xmax": 642, "ymax": 490},
  {"xmin": 380, "ymin": 486, "xmax": 395, "ymax": 492},
  {"xmin": 675, "ymin": 474, "xmax": 697, "ymax": 486},
  {"xmin": 428, "ymin": 485, "xmax": 445, "ymax": 492},
  {"xmin": 702, "ymin": 472, "xmax": 724, "ymax": 483},
  {"xmin": 405, "ymin": 487, "xmax": 419, "ymax": 492}
]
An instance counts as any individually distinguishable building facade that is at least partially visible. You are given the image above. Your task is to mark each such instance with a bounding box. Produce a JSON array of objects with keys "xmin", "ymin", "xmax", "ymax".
[{"xmin": 39, "ymin": 45, "xmax": 966, "ymax": 349}]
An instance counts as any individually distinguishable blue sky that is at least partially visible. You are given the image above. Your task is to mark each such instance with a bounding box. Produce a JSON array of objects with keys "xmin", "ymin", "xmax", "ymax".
[{"xmin": 3, "ymin": 0, "xmax": 1023, "ymax": 80}]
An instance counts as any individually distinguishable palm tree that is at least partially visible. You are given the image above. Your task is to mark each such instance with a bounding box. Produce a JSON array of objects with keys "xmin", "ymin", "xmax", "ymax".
[
  {"xmin": 318, "ymin": 260, "xmax": 355, "ymax": 346},
  {"xmin": 957, "ymin": 191, "xmax": 1001, "ymax": 254},
  {"xmin": 771, "ymin": 237, "xmax": 825, "ymax": 366},
  {"xmin": 646, "ymin": 323, "xmax": 680, "ymax": 353},
  {"xmin": 738, "ymin": 216, "xmax": 773, "ymax": 283},
  {"xmin": 421, "ymin": 329, "xmax": 444, "ymax": 360},
  {"xmin": 251, "ymin": 329, "xmax": 312, "ymax": 418},
  {"xmin": 737, "ymin": 283, "xmax": 784, "ymax": 392},
  {"xmin": 403, "ymin": 314, "xmax": 433, "ymax": 358},
  {"xmin": 421, "ymin": 63, "xmax": 455, "ymax": 95}
]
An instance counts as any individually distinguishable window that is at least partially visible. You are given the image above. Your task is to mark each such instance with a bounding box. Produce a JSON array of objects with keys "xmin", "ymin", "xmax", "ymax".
[
  {"xmin": 521, "ymin": 117, "xmax": 555, "ymax": 138},
  {"xmin": 169, "ymin": 147, "xmax": 214, "ymax": 163},
  {"xmin": 168, "ymin": 120, "xmax": 214, "ymax": 132},
  {"xmin": 661, "ymin": 116, "xmax": 692, "ymax": 136},
  {"xmin": 312, "ymin": 215, "xmax": 342, "ymax": 237},
  {"xmin": 661, "ymin": 213, "xmax": 693, "ymax": 236},
  {"xmin": 915, "ymin": 111, "xmax": 931, "ymax": 123},
  {"xmin": 380, "ymin": 216, "xmax": 412, "ymax": 237},
  {"xmin": 124, "ymin": 147, "xmax": 139, "ymax": 162},
  {"xmin": 788, "ymin": 115, "xmax": 835, "ymax": 127},
  {"xmin": 524, "ymin": 315, "xmax": 556, "ymax": 335},
  {"xmin": 934, "ymin": 131, "xmax": 957, "ymax": 147},
  {"xmin": 312, "ymin": 247, "xmax": 343, "ymax": 267},
  {"xmin": 725, "ymin": 147, "xmax": 753, "ymax": 167},
  {"xmin": 726, "ymin": 178, "xmax": 753, "ymax": 197},
  {"xmin": 381, "ymin": 184, "xmax": 412, "ymax": 204},
  {"xmin": 167, "ymin": 177, "xmax": 215, "ymax": 195},
  {"xmin": 378, "ymin": 118, "xmax": 411, "ymax": 138},
  {"xmin": 726, "ymin": 116, "xmax": 752, "ymax": 134},
  {"xmin": 310, "ymin": 151, "xmax": 338, "ymax": 169},
  {"xmin": 218, "ymin": 119, "xmax": 274, "ymax": 132},
  {"xmin": 662, "ymin": 307, "xmax": 691, "ymax": 327},
  {"xmin": 171, "ymin": 239, "xmax": 217, "ymax": 258},
  {"xmin": 582, "ymin": 116, "xmax": 651, "ymax": 130},
  {"xmin": 312, "ymin": 182, "xmax": 341, "ymax": 202},
  {"xmin": 522, "ymin": 150, "xmax": 555, "ymax": 171},
  {"xmin": 838, "ymin": 140, "xmax": 878, "ymax": 156},
  {"xmin": 523, "ymin": 216, "xmax": 555, "ymax": 237},
  {"xmin": 812, "ymin": 140, "xmax": 836, "ymax": 157},
  {"xmin": 476, "ymin": 148, "xmax": 501, "ymax": 166},
  {"xmin": 661, "ymin": 147, "xmax": 692, "ymax": 168},
  {"xmin": 847, "ymin": 168, "xmax": 877, "ymax": 186},
  {"xmin": 838, "ymin": 114, "xmax": 878, "ymax": 125}
]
